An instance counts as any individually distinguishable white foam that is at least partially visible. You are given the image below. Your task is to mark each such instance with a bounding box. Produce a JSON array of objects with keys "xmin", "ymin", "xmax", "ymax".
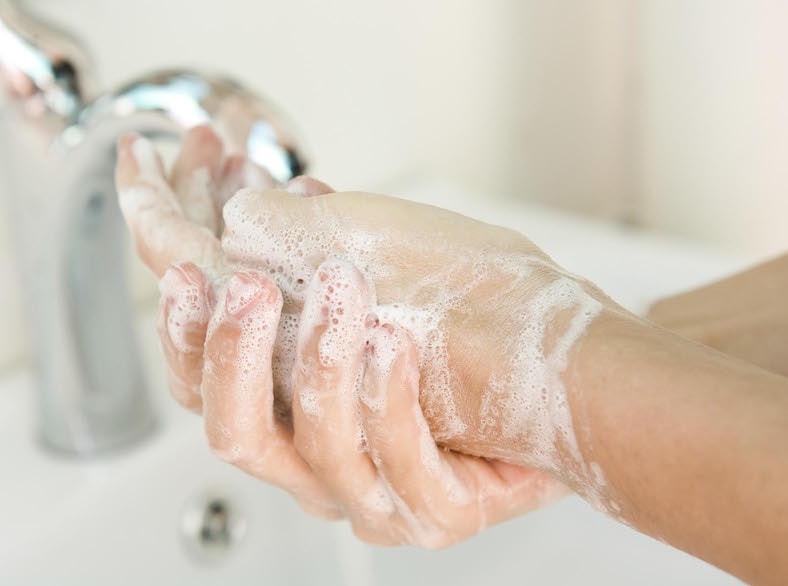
[
  {"xmin": 220, "ymin": 188, "xmax": 606, "ymax": 486},
  {"xmin": 158, "ymin": 265, "xmax": 210, "ymax": 354},
  {"xmin": 120, "ymin": 138, "xmax": 226, "ymax": 275},
  {"xmin": 297, "ymin": 258, "xmax": 373, "ymax": 371},
  {"xmin": 204, "ymin": 272, "xmax": 282, "ymax": 458},
  {"xmin": 480, "ymin": 275, "xmax": 602, "ymax": 480},
  {"xmin": 298, "ymin": 387, "xmax": 322, "ymax": 418},
  {"xmin": 358, "ymin": 325, "xmax": 402, "ymax": 413}
]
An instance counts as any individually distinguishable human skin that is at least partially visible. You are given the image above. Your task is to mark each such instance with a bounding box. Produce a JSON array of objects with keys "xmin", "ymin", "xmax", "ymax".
[
  {"xmin": 569, "ymin": 312, "xmax": 788, "ymax": 585},
  {"xmin": 116, "ymin": 127, "xmax": 788, "ymax": 584},
  {"xmin": 116, "ymin": 127, "xmax": 573, "ymax": 536},
  {"xmin": 647, "ymin": 254, "xmax": 788, "ymax": 377}
]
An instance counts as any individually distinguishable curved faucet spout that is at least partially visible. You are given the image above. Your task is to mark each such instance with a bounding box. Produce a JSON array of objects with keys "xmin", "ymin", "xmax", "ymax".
[{"xmin": 1, "ymin": 4, "xmax": 308, "ymax": 455}]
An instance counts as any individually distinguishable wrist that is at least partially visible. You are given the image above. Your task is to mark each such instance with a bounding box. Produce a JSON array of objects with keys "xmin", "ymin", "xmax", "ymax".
[
  {"xmin": 552, "ymin": 308, "xmax": 645, "ymax": 501},
  {"xmin": 563, "ymin": 304, "xmax": 788, "ymax": 582}
]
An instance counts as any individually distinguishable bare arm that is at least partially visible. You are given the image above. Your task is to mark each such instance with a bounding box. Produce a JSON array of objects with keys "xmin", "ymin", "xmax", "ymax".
[
  {"xmin": 648, "ymin": 254, "xmax": 788, "ymax": 376},
  {"xmin": 567, "ymin": 311, "xmax": 788, "ymax": 585}
]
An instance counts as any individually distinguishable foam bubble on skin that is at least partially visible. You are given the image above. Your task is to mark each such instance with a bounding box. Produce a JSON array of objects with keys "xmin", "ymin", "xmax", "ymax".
[
  {"xmin": 585, "ymin": 461, "xmax": 624, "ymax": 515},
  {"xmin": 204, "ymin": 272, "xmax": 282, "ymax": 461},
  {"xmin": 220, "ymin": 188, "xmax": 611, "ymax": 503},
  {"xmin": 480, "ymin": 276, "xmax": 602, "ymax": 482},
  {"xmin": 119, "ymin": 139, "xmax": 226, "ymax": 276},
  {"xmin": 222, "ymin": 189, "xmax": 387, "ymax": 306},
  {"xmin": 221, "ymin": 189, "xmax": 596, "ymax": 451},
  {"xmin": 273, "ymin": 312, "xmax": 300, "ymax": 407},
  {"xmin": 353, "ymin": 367, "xmax": 369, "ymax": 454},
  {"xmin": 291, "ymin": 258, "xmax": 374, "ymax": 443},
  {"xmin": 374, "ymin": 303, "xmax": 466, "ymax": 440},
  {"xmin": 358, "ymin": 325, "xmax": 401, "ymax": 414},
  {"xmin": 363, "ymin": 326, "xmax": 471, "ymax": 512},
  {"xmin": 159, "ymin": 266, "xmax": 210, "ymax": 354},
  {"xmin": 122, "ymin": 187, "xmax": 225, "ymax": 276},
  {"xmin": 298, "ymin": 388, "xmax": 322, "ymax": 418},
  {"xmin": 298, "ymin": 258, "xmax": 373, "ymax": 372}
]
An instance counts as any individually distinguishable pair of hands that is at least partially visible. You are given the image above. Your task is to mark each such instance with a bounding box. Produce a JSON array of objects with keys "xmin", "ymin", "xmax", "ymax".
[
  {"xmin": 115, "ymin": 126, "xmax": 573, "ymax": 547},
  {"xmin": 117, "ymin": 125, "xmax": 788, "ymax": 561}
]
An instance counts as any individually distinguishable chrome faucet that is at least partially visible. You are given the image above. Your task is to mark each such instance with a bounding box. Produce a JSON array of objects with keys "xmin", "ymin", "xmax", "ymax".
[{"xmin": 0, "ymin": 0, "xmax": 307, "ymax": 455}]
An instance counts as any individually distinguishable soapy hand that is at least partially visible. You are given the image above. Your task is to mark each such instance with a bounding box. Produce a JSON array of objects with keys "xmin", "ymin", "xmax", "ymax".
[{"xmin": 115, "ymin": 126, "xmax": 617, "ymax": 545}]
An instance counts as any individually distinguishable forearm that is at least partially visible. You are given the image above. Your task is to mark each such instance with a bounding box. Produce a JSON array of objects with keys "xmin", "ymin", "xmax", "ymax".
[
  {"xmin": 648, "ymin": 253, "xmax": 788, "ymax": 376},
  {"xmin": 568, "ymin": 311, "xmax": 788, "ymax": 585}
]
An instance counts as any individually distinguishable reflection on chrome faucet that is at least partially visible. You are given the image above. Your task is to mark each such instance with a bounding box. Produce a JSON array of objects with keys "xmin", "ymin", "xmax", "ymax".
[{"xmin": 0, "ymin": 0, "xmax": 307, "ymax": 455}]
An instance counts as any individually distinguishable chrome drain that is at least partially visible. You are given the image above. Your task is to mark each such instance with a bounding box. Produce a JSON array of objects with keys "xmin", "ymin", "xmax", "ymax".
[{"xmin": 180, "ymin": 490, "xmax": 247, "ymax": 564}]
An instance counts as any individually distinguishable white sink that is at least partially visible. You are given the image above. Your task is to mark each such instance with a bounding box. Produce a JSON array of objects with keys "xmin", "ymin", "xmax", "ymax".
[{"xmin": 0, "ymin": 183, "xmax": 749, "ymax": 585}]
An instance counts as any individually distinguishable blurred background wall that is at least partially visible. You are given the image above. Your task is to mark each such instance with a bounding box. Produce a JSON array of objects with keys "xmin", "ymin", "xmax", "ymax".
[
  {"xmin": 1, "ymin": 0, "xmax": 787, "ymax": 367},
  {"xmin": 637, "ymin": 0, "xmax": 788, "ymax": 259},
  {"xmin": 7, "ymin": 0, "xmax": 787, "ymax": 252}
]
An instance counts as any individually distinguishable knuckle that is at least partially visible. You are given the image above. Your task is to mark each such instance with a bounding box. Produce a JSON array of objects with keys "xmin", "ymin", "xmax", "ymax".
[
  {"xmin": 350, "ymin": 521, "xmax": 391, "ymax": 546},
  {"xmin": 205, "ymin": 427, "xmax": 245, "ymax": 466},
  {"xmin": 416, "ymin": 529, "xmax": 457, "ymax": 550}
]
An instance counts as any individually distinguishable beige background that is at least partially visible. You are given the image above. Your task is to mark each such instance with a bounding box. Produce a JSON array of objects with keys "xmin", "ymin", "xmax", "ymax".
[{"xmin": 7, "ymin": 0, "xmax": 787, "ymax": 251}]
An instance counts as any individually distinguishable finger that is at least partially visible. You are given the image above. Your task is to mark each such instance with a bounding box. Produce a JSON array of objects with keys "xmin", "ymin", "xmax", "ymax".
[
  {"xmin": 170, "ymin": 125, "xmax": 224, "ymax": 233},
  {"xmin": 360, "ymin": 323, "xmax": 480, "ymax": 548},
  {"xmin": 361, "ymin": 324, "xmax": 570, "ymax": 542},
  {"xmin": 479, "ymin": 460, "xmax": 571, "ymax": 526},
  {"xmin": 201, "ymin": 269, "xmax": 340, "ymax": 518},
  {"xmin": 285, "ymin": 175, "xmax": 334, "ymax": 197},
  {"xmin": 214, "ymin": 155, "xmax": 276, "ymax": 234},
  {"xmin": 218, "ymin": 155, "xmax": 276, "ymax": 204},
  {"xmin": 157, "ymin": 262, "xmax": 212, "ymax": 413},
  {"xmin": 116, "ymin": 134, "xmax": 224, "ymax": 277},
  {"xmin": 290, "ymin": 259, "xmax": 395, "ymax": 536}
]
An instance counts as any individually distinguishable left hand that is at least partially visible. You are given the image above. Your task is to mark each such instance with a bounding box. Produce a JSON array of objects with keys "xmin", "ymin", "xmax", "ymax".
[{"xmin": 115, "ymin": 126, "xmax": 568, "ymax": 546}]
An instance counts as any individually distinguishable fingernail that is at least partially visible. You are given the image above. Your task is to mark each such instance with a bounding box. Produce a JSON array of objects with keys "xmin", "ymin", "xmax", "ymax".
[
  {"xmin": 116, "ymin": 134, "xmax": 143, "ymax": 191},
  {"xmin": 224, "ymin": 272, "xmax": 272, "ymax": 318},
  {"xmin": 160, "ymin": 263, "xmax": 201, "ymax": 296},
  {"xmin": 285, "ymin": 175, "xmax": 334, "ymax": 197},
  {"xmin": 130, "ymin": 135, "xmax": 162, "ymax": 179}
]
